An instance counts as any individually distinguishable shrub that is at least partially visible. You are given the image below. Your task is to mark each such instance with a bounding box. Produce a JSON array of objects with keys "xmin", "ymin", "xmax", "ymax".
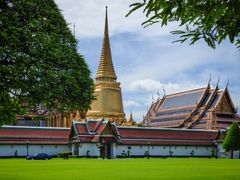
[{"xmin": 58, "ymin": 152, "xmax": 72, "ymax": 159}]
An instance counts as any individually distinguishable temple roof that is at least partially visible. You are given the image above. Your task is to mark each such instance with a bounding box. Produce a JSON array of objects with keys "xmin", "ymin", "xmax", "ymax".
[
  {"xmin": 144, "ymin": 84, "xmax": 239, "ymax": 129},
  {"xmin": 96, "ymin": 7, "xmax": 117, "ymax": 81},
  {"xmin": 118, "ymin": 127, "xmax": 219, "ymax": 146},
  {"xmin": 160, "ymin": 88, "xmax": 206, "ymax": 110},
  {"xmin": 70, "ymin": 119, "xmax": 120, "ymax": 143},
  {"xmin": 0, "ymin": 126, "xmax": 70, "ymax": 144}
]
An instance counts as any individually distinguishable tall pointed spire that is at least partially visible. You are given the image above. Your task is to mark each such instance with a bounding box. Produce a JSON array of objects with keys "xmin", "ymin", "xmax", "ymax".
[
  {"xmin": 86, "ymin": 7, "xmax": 125, "ymax": 125},
  {"xmin": 96, "ymin": 6, "xmax": 117, "ymax": 81},
  {"xmin": 129, "ymin": 109, "xmax": 134, "ymax": 122}
]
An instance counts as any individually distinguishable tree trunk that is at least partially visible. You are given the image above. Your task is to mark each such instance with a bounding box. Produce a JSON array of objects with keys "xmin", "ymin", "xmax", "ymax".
[{"xmin": 231, "ymin": 149, "xmax": 233, "ymax": 159}]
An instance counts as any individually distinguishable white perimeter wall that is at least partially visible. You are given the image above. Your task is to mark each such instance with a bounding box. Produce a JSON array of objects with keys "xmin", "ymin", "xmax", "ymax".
[
  {"xmin": 0, "ymin": 144, "xmax": 70, "ymax": 157},
  {"xmin": 115, "ymin": 145, "xmax": 215, "ymax": 157},
  {"xmin": 217, "ymin": 143, "xmax": 240, "ymax": 158},
  {"xmin": 78, "ymin": 143, "xmax": 100, "ymax": 157}
]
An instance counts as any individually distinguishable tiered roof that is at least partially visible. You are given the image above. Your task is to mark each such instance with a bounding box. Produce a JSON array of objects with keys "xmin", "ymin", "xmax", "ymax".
[
  {"xmin": 69, "ymin": 119, "xmax": 120, "ymax": 143},
  {"xmin": 144, "ymin": 84, "xmax": 240, "ymax": 130}
]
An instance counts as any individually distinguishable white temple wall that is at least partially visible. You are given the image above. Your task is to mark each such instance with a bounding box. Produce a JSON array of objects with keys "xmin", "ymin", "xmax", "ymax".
[
  {"xmin": 0, "ymin": 144, "xmax": 70, "ymax": 157},
  {"xmin": 217, "ymin": 143, "xmax": 240, "ymax": 158},
  {"xmin": 116, "ymin": 145, "xmax": 215, "ymax": 157},
  {"xmin": 112, "ymin": 143, "xmax": 117, "ymax": 158},
  {"xmin": 78, "ymin": 143, "xmax": 100, "ymax": 157}
]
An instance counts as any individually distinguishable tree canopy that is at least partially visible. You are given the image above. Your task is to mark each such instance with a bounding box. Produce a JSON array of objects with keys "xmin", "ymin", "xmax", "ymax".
[
  {"xmin": 0, "ymin": 0, "xmax": 95, "ymax": 125},
  {"xmin": 223, "ymin": 122, "xmax": 240, "ymax": 158},
  {"xmin": 127, "ymin": 0, "xmax": 240, "ymax": 49}
]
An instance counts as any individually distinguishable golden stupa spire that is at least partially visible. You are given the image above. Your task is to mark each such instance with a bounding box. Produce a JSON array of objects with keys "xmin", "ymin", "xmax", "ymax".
[
  {"xmin": 96, "ymin": 6, "xmax": 117, "ymax": 81},
  {"xmin": 86, "ymin": 7, "xmax": 125, "ymax": 125}
]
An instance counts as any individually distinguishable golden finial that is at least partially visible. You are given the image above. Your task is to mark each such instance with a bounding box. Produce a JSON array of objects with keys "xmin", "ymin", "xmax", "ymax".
[{"xmin": 96, "ymin": 7, "xmax": 117, "ymax": 81}]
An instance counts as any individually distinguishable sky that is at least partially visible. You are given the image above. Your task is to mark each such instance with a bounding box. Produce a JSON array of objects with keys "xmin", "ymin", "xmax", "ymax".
[{"xmin": 55, "ymin": 0, "xmax": 240, "ymax": 122}]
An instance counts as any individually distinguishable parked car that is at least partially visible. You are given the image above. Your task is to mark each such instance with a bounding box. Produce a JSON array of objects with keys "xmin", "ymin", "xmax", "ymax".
[{"xmin": 26, "ymin": 153, "xmax": 52, "ymax": 160}]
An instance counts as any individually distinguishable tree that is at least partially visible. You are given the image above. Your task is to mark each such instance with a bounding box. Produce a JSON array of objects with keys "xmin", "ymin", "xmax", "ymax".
[
  {"xmin": 126, "ymin": 0, "xmax": 240, "ymax": 49},
  {"xmin": 223, "ymin": 122, "xmax": 240, "ymax": 158},
  {"xmin": 0, "ymin": 0, "xmax": 95, "ymax": 125}
]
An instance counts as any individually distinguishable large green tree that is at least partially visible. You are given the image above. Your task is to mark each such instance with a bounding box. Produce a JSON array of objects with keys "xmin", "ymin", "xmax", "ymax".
[
  {"xmin": 127, "ymin": 0, "xmax": 240, "ymax": 49},
  {"xmin": 223, "ymin": 122, "xmax": 240, "ymax": 158},
  {"xmin": 0, "ymin": 0, "xmax": 95, "ymax": 125}
]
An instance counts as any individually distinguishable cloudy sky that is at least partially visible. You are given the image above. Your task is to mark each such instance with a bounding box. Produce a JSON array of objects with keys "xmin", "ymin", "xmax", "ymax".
[{"xmin": 55, "ymin": 0, "xmax": 240, "ymax": 122}]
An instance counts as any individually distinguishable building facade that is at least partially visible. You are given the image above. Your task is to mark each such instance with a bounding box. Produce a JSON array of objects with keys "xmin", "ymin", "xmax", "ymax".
[
  {"xmin": 69, "ymin": 119, "xmax": 220, "ymax": 158},
  {"xmin": 0, "ymin": 126, "xmax": 70, "ymax": 157},
  {"xmin": 1, "ymin": 120, "xmax": 230, "ymax": 158}
]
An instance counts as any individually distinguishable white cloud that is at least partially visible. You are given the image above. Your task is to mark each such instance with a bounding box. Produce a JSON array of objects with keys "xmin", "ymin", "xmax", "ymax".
[
  {"xmin": 128, "ymin": 79, "xmax": 162, "ymax": 92},
  {"xmin": 123, "ymin": 100, "xmax": 140, "ymax": 107},
  {"xmin": 124, "ymin": 78, "xmax": 202, "ymax": 94},
  {"xmin": 55, "ymin": 0, "xmax": 178, "ymax": 38}
]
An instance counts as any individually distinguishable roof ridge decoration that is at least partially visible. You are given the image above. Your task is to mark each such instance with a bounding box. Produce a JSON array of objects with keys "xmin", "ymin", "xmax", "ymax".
[
  {"xmin": 96, "ymin": 120, "xmax": 121, "ymax": 142},
  {"xmin": 208, "ymin": 74, "xmax": 211, "ymax": 86},
  {"xmin": 94, "ymin": 118, "xmax": 105, "ymax": 132},
  {"xmin": 95, "ymin": 6, "xmax": 117, "ymax": 81},
  {"xmin": 215, "ymin": 87, "xmax": 236, "ymax": 113},
  {"xmin": 69, "ymin": 123, "xmax": 79, "ymax": 141}
]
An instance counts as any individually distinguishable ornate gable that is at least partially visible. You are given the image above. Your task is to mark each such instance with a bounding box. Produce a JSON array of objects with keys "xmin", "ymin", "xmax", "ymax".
[
  {"xmin": 215, "ymin": 89, "xmax": 236, "ymax": 113},
  {"xmin": 69, "ymin": 123, "xmax": 78, "ymax": 141},
  {"xmin": 101, "ymin": 122, "xmax": 116, "ymax": 136}
]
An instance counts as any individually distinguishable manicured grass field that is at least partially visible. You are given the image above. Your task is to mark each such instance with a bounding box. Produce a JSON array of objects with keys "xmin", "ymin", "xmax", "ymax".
[{"xmin": 1, "ymin": 158, "xmax": 240, "ymax": 180}]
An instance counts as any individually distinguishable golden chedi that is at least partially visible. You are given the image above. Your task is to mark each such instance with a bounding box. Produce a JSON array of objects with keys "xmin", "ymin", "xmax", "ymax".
[{"xmin": 86, "ymin": 7, "xmax": 125, "ymax": 125}]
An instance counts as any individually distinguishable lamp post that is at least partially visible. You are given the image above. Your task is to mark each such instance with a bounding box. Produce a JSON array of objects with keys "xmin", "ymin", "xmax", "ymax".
[
  {"xmin": 213, "ymin": 140, "xmax": 218, "ymax": 159},
  {"xmin": 147, "ymin": 141, "xmax": 150, "ymax": 159},
  {"xmin": 26, "ymin": 141, "xmax": 29, "ymax": 156}
]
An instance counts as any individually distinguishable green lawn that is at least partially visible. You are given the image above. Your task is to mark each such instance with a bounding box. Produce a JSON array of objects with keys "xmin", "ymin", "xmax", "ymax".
[{"xmin": 0, "ymin": 158, "xmax": 240, "ymax": 180}]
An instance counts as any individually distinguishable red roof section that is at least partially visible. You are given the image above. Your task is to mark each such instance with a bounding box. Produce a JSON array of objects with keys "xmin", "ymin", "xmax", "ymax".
[
  {"xmin": 118, "ymin": 127, "xmax": 218, "ymax": 140},
  {"xmin": 75, "ymin": 123, "xmax": 88, "ymax": 134},
  {"xmin": 0, "ymin": 126, "xmax": 70, "ymax": 145},
  {"xmin": 87, "ymin": 120, "xmax": 102, "ymax": 132},
  {"xmin": 117, "ymin": 127, "xmax": 219, "ymax": 146},
  {"xmin": 0, "ymin": 120, "xmax": 219, "ymax": 147}
]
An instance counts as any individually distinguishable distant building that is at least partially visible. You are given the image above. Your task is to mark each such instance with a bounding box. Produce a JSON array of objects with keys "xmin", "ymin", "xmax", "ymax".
[
  {"xmin": 143, "ymin": 83, "xmax": 240, "ymax": 130},
  {"xmin": 122, "ymin": 110, "xmax": 137, "ymax": 126},
  {"xmin": 15, "ymin": 115, "xmax": 48, "ymax": 127}
]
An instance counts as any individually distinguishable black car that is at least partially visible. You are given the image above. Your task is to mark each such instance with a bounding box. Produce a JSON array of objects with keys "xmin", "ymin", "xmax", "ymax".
[{"xmin": 26, "ymin": 153, "xmax": 52, "ymax": 160}]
